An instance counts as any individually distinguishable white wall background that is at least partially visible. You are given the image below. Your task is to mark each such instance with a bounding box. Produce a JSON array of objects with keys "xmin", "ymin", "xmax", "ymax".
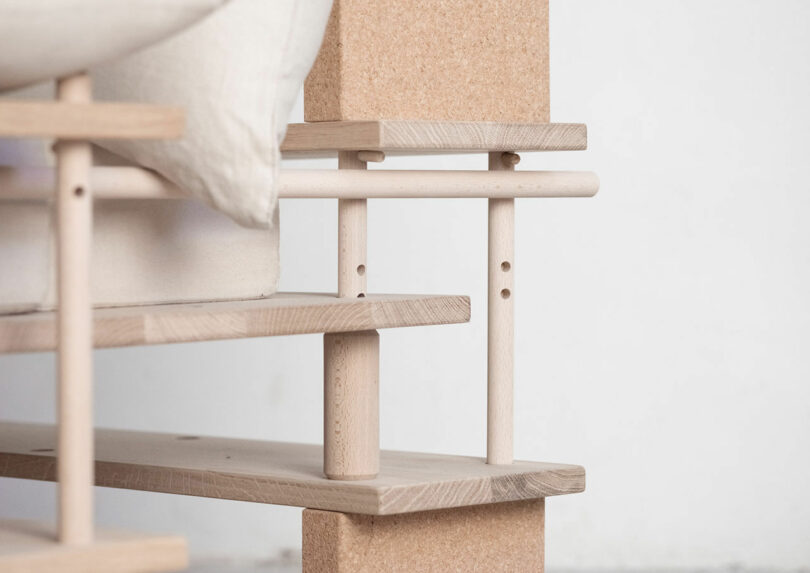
[{"xmin": 2, "ymin": 0, "xmax": 809, "ymax": 569}]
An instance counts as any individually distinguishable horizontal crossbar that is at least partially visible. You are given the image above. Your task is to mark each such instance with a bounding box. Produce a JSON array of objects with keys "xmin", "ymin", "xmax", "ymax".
[
  {"xmin": 0, "ymin": 167, "xmax": 599, "ymax": 200},
  {"xmin": 0, "ymin": 101, "xmax": 183, "ymax": 140}
]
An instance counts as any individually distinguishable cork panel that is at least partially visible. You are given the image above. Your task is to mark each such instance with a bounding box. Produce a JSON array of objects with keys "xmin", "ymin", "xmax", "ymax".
[
  {"xmin": 302, "ymin": 499, "xmax": 544, "ymax": 573},
  {"xmin": 304, "ymin": 0, "xmax": 549, "ymax": 123}
]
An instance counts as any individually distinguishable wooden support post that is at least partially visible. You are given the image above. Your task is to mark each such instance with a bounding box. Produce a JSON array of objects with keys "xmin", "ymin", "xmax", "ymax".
[
  {"xmin": 324, "ymin": 151, "xmax": 378, "ymax": 480},
  {"xmin": 337, "ymin": 151, "xmax": 367, "ymax": 298},
  {"xmin": 55, "ymin": 72, "xmax": 94, "ymax": 545},
  {"xmin": 323, "ymin": 330, "xmax": 380, "ymax": 480},
  {"xmin": 487, "ymin": 151, "xmax": 516, "ymax": 465},
  {"xmin": 303, "ymin": 499, "xmax": 544, "ymax": 572}
]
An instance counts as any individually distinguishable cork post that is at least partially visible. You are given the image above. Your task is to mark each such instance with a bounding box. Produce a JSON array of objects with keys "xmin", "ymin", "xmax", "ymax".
[
  {"xmin": 55, "ymin": 72, "xmax": 94, "ymax": 544},
  {"xmin": 487, "ymin": 151, "xmax": 518, "ymax": 465},
  {"xmin": 324, "ymin": 151, "xmax": 379, "ymax": 480}
]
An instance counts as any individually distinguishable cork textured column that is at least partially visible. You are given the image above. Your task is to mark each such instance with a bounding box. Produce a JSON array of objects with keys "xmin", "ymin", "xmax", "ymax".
[
  {"xmin": 487, "ymin": 151, "xmax": 516, "ymax": 465},
  {"xmin": 323, "ymin": 330, "xmax": 380, "ymax": 480},
  {"xmin": 302, "ymin": 499, "xmax": 544, "ymax": 572},
  {"xmin": 304, "ymin": 0, "xmax": 549, "ymax": 122}
]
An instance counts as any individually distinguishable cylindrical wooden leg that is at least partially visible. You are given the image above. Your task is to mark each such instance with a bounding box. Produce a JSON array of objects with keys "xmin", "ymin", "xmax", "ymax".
[
  {"xmin": 337, "ymin": 151, "xmax": 367, "ymax": 298},
  {"xmin": 56, "ymin": 72, "xmax": 94, "ymax": 544},
  {"xmin": 324, "ymin": 330, "xmax": 379, "ymax": 480},
  {"xmin": 487, "ymin": 152, "xmax": 516, "ymax": 465}
]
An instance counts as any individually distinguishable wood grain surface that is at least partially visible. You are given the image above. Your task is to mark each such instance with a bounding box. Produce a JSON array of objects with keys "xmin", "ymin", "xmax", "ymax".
[
  {"xmin": 0, "ymin": 519, "xmax": 187, "ymax": 573},
  {"xmin": 0, "ymin": 293, "xmax": 470, "ymax": 354},
  {"xmin": 282, "ymin": 121, "xmax": 587, "ymax": 154},
  {"xmin": 0, "ymin": 102, "xmax": 183, "ymax": 140},
  {"xmin": 0, "ymin": 422, "xmax": 585, "ymax": 516}
]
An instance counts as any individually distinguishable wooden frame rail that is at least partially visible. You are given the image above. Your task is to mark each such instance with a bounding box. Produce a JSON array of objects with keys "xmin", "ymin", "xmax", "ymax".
[{"xmin": 0, "ymin": 166, "xmax": 599, "ymax": 200}]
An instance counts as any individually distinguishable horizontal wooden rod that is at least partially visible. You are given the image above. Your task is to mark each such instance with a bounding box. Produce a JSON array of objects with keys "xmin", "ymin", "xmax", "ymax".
[
  {"xmin": 0, "ymin": 167, "xmax": 599, "ymax": 201},
  {"xmin": 0, "ymin": 101, "xmax": 183, "ymax": 140}
]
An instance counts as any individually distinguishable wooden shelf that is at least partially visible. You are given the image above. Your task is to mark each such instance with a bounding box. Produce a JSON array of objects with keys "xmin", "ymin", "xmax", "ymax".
[
  {"xmin": 0, "ymin": 293, "xmax": 470, "ymax": 354},
  {"xmin": 281, "ymin": 120, "xmax": 587, "ymax": 156},
  {"xmin": 0, "ymin": 520, "xmax": 186, "ymax": 573},
  {"xmin": 0, "ymin": 422, "xmax": 586, "ymax": 516}
]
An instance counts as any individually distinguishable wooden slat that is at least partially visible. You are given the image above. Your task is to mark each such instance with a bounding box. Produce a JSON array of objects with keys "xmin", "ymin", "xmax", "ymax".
[
  {"xmin": 0, "ymin": 102, "xmax": 183, "ymax": 139},
  {"xmin": 0, "ymin": 520, "xmax": 186, "ymax": 573},
  {"xmin": 0, "ymin": 423, "xmax": 586, "ymax": 516},
  {"xmin": 0, "ymin": 166, "xmax": 599, "ymax": 201},
  {"xmin": 282, "ymin": 120, "xmax": 587, "ymax": 154},
  {"xmin": 0, "ymin": 293, "xmax": 471, "ymax": 354}
]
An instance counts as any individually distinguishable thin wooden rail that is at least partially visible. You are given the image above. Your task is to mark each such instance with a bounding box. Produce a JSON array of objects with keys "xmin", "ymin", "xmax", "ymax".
[
  {"xmin": 55, "ymin": 72, "xmax": 94, "ymax": 546},
  {"xmin": 0, "ymin": 101, "xmax": 183, "ymax": 139},
  {"xmin": 0, "ymin": 167, "xmax": 599, "ymax": 200}
]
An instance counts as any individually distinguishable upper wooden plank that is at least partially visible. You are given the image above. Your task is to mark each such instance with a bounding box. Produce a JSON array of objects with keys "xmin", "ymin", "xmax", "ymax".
[
  {"xmin": 281, "ymin": 121, "xmax": 587, "ymax": 154},
  {"xmin": 0, "ymin": 101, "xmax": 183, "ymax": 139},
  {"xmin": 0, "ymin": 293, "xmax": 470, "ymax": 354},
  {"xmin": 0, "ymin": 423, "xmax": 585, "ymax": 515}
]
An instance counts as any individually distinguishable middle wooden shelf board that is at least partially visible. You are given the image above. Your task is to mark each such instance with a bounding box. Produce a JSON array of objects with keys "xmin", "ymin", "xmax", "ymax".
[
  {"xmin": 0, "ymin": 422, "xmax": 585, "ymax": 516},
  {"xmin": 0, "ymin": 293, "xmax": 470, "ymax": 354}
]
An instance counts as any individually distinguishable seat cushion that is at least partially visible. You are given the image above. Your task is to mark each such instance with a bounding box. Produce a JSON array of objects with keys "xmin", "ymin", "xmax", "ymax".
[
  {"xmin": 92, "ymin": 0, "xmax": 333, "ymax": 229},
  {"xmin": 0, "ymin": 0, "xmax": 224, "ymax": 93}
]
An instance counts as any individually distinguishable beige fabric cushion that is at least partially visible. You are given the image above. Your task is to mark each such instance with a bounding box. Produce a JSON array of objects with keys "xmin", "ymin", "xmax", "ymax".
[
  {"xmin": 0, "ymin": 199, "xmax": 279, "ymax": 314},
  {"xmin": 0, "ymin": 86, "xmax": 279, "ymax": 314},
  {"xmin": 92, "ymin": 0, "xmax": 333, "ymax": 228},
  {"xmin": 0, "ymin": 0, "xmax": 224, "ymax": 93}
]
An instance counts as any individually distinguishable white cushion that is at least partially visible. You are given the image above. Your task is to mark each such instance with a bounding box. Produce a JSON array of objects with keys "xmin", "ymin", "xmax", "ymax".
[
  {"xmin": 92, "ymin": 0, "xmax": 333, "ymax": 228},
  {"xmin": 0, "ymin": 0, "xmax": 224, "ymax": 93},
  {"xmin": 0, "ymin": 86, "xmax": 279, "ymax": 314},
  {"xmin": 0, "ymin": 199, "xmax": 279, "ymax": 314}
]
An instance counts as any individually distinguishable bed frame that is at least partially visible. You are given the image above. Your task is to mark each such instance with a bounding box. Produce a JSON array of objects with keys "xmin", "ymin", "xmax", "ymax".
[{"xmin": 0, "ymin": 72, "xmax": 597, "ymax": 571}]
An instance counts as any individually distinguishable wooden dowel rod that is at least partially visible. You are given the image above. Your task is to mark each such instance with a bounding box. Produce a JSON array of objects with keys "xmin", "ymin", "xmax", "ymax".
[
  {"xmin": 55, "ymin": 72, "xmax": 94, "ymax": 544},
  {"xmin": 337, "ymin": 152, "xmax": 368, "ymax": 298},
  {"xmin": 323, "ymin": 330, "xmax": 380, "ymax": 480},
  {"xmin": 487, "ymin": 152, "xmax": 515, "ymax": 465},
  {"xmin": 0, "ymin": 168, "xmax": 599, "ymax": 201},
  {"xmin": 356, "ymin": 150, "xmax": 385, "ymax": 163}
]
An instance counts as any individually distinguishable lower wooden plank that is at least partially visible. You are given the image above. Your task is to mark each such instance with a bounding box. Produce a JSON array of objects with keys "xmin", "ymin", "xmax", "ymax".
[
  {"xmin": 0, "ymin": 293, "xmax": 471, "ymax": 354},
  {"xmin": 0, "ymin": 422, "xmax": 585, "ymax": 515},
  {"xmin": 0, "ymin": 520, "xmax": 187, "ymax": 573},
  {"xmin": 303, "ymin": 499, "xmax": 544, "ymax": 573}
]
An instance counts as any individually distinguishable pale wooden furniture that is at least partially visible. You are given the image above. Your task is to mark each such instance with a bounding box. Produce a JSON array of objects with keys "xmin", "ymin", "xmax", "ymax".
[
  {"xmin": 0, "ymin": 72, "xmax": 188, "ymax": 571},
  {"xmin": 2, "ymin": 115, "xmax": 595, "ymax": 570}
]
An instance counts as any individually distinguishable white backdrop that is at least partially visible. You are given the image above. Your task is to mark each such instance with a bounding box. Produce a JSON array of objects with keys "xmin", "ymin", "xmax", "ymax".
[{"xmin": 2, "ymin": 0, "xmax": 809, "ymax": 569}]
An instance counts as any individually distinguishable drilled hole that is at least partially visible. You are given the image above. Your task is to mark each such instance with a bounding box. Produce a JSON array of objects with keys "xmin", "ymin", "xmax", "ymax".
[
  {"xmin": 31, "ymin": 448, "xmax": 54, "ymax": 453},
  {"xmin": 501, "ymin": 261, "xmax": 511, "ymax": 272},
  {"xmin": 356, "ymin": 264, "xmax": 366, "ymax": 276},
  {"xmin": 357, "ymin": 293, "xmax": 366, "ymax": 298},
  {"xmin": 74, "ymin": 186, "xmax": 84, "ymax": 197},
  {"xmin": 500, "ymin": 288, "xmax": 511, "ymax": 299},
  {"xmin": 176, "ymin": 435, "xmax": 200, "ymax": 441}
]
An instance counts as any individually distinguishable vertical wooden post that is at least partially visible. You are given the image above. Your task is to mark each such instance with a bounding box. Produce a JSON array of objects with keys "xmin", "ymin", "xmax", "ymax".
[
  {"xmin": 55, "ymin": 72, "xmax": 94, "ymax": 544},
  {"xmin": 487, "ymin": 151, "xmax": 517, "ymax": 465},
  {"xmin": 324, "ymin": 151, "xmax": 378, "ymax": 480},
  {"xmin": 337, "ymin": 151, "xmax": 367, "ymax": 298},
  {"xmin": 324, "ymin": 330, "xmax": 380, "ymax": 480}
]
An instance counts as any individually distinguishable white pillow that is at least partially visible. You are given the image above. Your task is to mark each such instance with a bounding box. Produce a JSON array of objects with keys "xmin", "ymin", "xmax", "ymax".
[
  {"xmin": 92, "ymin": 0, "xmax": 333, "ymax": 229},
  {"xmin": 0, "ymin": 0, "xmax": 224, "ymax": 93}
]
